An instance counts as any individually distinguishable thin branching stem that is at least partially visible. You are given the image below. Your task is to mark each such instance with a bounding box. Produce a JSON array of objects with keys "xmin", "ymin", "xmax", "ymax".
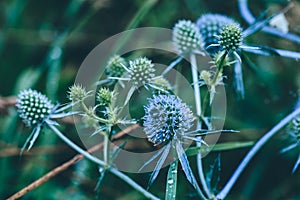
[
  {"xmin": 47, "ymin": 123, "xmax": 160, "ymax": 200},
  {"xmin": 238, "ymin": 0, "xmax": 300, "ymax": 45},
  {"xmin": 217, "ymin": 107, "xmax": 300, "ymax": 199},
  {"xmin": 190, "ymin": 53, "xmax": 212, "ymax": 199}
]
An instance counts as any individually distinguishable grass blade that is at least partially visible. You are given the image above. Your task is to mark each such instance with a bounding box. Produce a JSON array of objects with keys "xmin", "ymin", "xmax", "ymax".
[
  {"xmin": 186, "ymin": 141, "xmax": 255, "ymax": 157},
  {"xmin": 165, "ymin": 160, "xmax": 178, "ymax": 200}
]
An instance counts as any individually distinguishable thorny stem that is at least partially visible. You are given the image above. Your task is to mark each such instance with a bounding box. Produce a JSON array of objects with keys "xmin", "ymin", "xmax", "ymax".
[
  {"xmin": 80, "ymin": 101, "xmax": 110, "ymax": 124},
  {"xmin": 217, "ymin": 107, "xmax": 300, "ymax": 199},
  {"xmin": 47, "ymin": 123, "xmax": 160, "ymax": 200},
  {"xmin": 190, "ymin": 53, "xmax": 211, "ymax": 199},
  {"xmin": 202, "ymin": 52, "xmax": 228, "ymax": 117},
  {"xmin": 7, "ymin": 124, "xmax": 140, "ymax": 200}
]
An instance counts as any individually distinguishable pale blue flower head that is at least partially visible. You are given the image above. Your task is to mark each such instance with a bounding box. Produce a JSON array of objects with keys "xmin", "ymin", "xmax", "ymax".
[{"xmin": 143, "ymin": 94, "xmax": 194, "ymax": 145}]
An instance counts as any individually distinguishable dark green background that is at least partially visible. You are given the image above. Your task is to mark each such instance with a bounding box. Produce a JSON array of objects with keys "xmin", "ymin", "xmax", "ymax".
[{"xmin": 0, "ymin": 0, "xmax": 299, "ymax": 199}]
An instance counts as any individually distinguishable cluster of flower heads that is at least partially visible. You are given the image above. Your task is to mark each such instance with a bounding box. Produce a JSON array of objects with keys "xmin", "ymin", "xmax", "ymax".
[
  {"xmin": 17, "ymin": 89, "xmax": 54, "ymax": 127},
  {"xmin": 143, "ymin": 94, "xmax": 194, "ymax": 145}
]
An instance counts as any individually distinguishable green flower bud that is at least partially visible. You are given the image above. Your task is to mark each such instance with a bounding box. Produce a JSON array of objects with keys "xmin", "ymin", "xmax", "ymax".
[
  {"xmin": 68, "ymin": 84, "xmax": 88, "ymax": 102},
  {"xmin": 219, "ymin": 24, "xmax": 242, "ymax": 52},
  {"xmin": 97, "ymin": 88, "xmax": 112, "ymax": 106},
  {"xmin": 129, "ymin": 57, "xmax": 155, "ymax": 86},
  {"xmin": 173, "ymin": 20, "xmax": 203, "ymax": 54},
  {"xmin": 105, "ymin": 55, "xmax": 127, "ymax": 78},
  {"xmin": 17, "ymin": 89, "xmax": 54, "ymax": 127}
]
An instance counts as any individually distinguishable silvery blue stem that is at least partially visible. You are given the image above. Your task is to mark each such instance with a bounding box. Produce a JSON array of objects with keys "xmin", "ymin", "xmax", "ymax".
[
  {"xmin": 217, "ymin": 107, "xmax": 300, "ymax": 199},
  {"xmin": 242, "ymin": 47, "xmax": 300, "ymax": 60},
  {"xmin": 190, "ymin": 54, "xmax": 211, "ymax": 198},
  {"xmin": 238, "ymin": 0, "xmax": 300, "ymax": 45},
  {"xmin": 47, "ymin": 123, "xmax": 160, "ymax": 200}
]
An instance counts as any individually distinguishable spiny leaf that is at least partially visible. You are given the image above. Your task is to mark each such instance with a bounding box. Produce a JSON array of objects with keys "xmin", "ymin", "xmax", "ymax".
[
  {"xmin": 139, "ymin": 145, "xmax": 166, "ymax": 172},
  {"xmin": 175, "ymin": 140, "xmax": 197, "ymax": 188},
  {"xmin": 206, "ymin": 154, "xmax": 221, "ymax": 193},
  {"xmin": 186, "ymin": 141, "xmax": 254, "ymax": 157},
  {"xmin": 147, "ymin": 143, "xmax": 171, "ymax": 189}
]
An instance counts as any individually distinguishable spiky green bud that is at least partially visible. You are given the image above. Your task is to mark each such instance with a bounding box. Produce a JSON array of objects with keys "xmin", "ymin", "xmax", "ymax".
[
  {"xmin": 173, "ymin": 20, "xmax": 203, "ymax": 54},
  {"xmin": 219, "ymin": 24, "xmax": 242, "ymax": 52},
  {"xmin": 97, "ymin": 88, "xmax": 112, "ymax": 106},
  {"xmin": 105, "ymin": 55, "xmax": 127, "ymax": 78},
  {"xmin": 17, "ymin": 89, "xmax": 54, "ymax": 127},
  {"xmin": 196, "ymin": 14, "xmax": 237, "ymax": 53},
  {"xmin": 68, "ymin": 84, "xmax": 88, "ymax": 102},
  {"xmin": 129, "ymin": 57, "xmax": 155, "ymax": 86}
]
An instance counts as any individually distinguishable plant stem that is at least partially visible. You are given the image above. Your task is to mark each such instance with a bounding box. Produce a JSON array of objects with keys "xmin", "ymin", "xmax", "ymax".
[
  {"xmin": 80, "ymin": 101, "xmax": 110, "ymax": 123},
  {"xmin": 47, "ymin": 123, "xmax": 160, "ymax": 200},
  {"xmin": 190, "ymin": 53, "xmax": 211, "ymax": 198},
  {"xmin": 238, "ymin": 0, "xmax": 300, "ymax": 45},
  {"xmin": 201, "ymin": 52, "xmax": 227, "ymax": 116},
  {"xmin": 216, "ymin": 107, "xmax": 300, "ymax": 199},
  {"xmin": 104, "ymin": 134, "xmax": 110, "ymax": 165}
]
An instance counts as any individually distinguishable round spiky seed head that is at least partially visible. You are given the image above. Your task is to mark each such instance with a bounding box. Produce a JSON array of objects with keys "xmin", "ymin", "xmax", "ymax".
[
  {"xmin": 16, "ymin": 89, "xmax": 54, "ymax": 127},
  {"xmin": 68, "ymin": 84, "xmax": 88, "ymax": 102},
  {"xmin": 105, "ymin": 55, "xmax": 127, "ymax": 78},
  {"xmin": 97, "ymin": 88, "xmax": 112, "ymax": 106},
  {"xmin": 196, "ymin": 14, "xmax": 238, "ymax": 53},
  {"xmin": 143, "ymin": 95, "xmax": 194, "ymax": 145},
  {"xmin": 129, "ymin": 57, "xmax": 155, "ymax": 86},
  {"xmin": 172, "ymin": 20, "xmax": 203, "ymax": 54},
  {"xmin": 219, "ymin": 23, "xmax": 242, "ymax": 52}
]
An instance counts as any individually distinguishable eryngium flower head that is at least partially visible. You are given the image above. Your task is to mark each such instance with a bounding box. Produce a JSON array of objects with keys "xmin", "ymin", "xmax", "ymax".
[
  {"xmin": 129, "ymin": 57, "xmax": 155, "ymax": 86},
  {"xmin": 17, "ymin": 89, "xmax": 54, "ymax": 127},
  {"xmin": 97, "ymin": 88, "xmax": 112, "ymax": 106},
  {"xmin": 172, "ymin": 20, "xmax": 203, "ymax": 54},
  {"xmin": 196, "ymin": 14, "xmax": 237, "ymax": 51},
  {"xmin": 68, "ymin": 84, "xmax": 88, "ymax": 102},
  {"xmin": 218, "ymin": 23, "xmax": 242, "ymax": 52},
  {"xmin": 143, "ymin": 95, "xmax": 194, "ymax": 145},
  {"xmin": 105, "ymin": 55, "xmax": 127, "ymax": 78}
]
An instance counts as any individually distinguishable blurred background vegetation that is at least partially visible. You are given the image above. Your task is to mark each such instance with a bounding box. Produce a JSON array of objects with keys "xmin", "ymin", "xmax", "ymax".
[{"xmin": 0, "ymin": 0, "xmax": 299, "ymax": 199}]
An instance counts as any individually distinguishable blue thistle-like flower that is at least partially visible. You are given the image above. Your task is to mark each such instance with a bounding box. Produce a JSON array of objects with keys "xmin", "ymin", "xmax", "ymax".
[
  {"xmin": 172, "ymin": 20, "xmax": 203, "ymax": 54},
  {"xmin": 143, "ymin": 94, "xmax": 194, "ymax": 145},
  {"xmin": 196, "ymin": 13, "xmax": 237, "ymax": 53},
  {"xmin": 17, "ymin": 89, "xmax": 54, "ymax": 127},
  {"xmin": 128, "ymin": 57, "xmax": 156, "ymax": 86}
]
